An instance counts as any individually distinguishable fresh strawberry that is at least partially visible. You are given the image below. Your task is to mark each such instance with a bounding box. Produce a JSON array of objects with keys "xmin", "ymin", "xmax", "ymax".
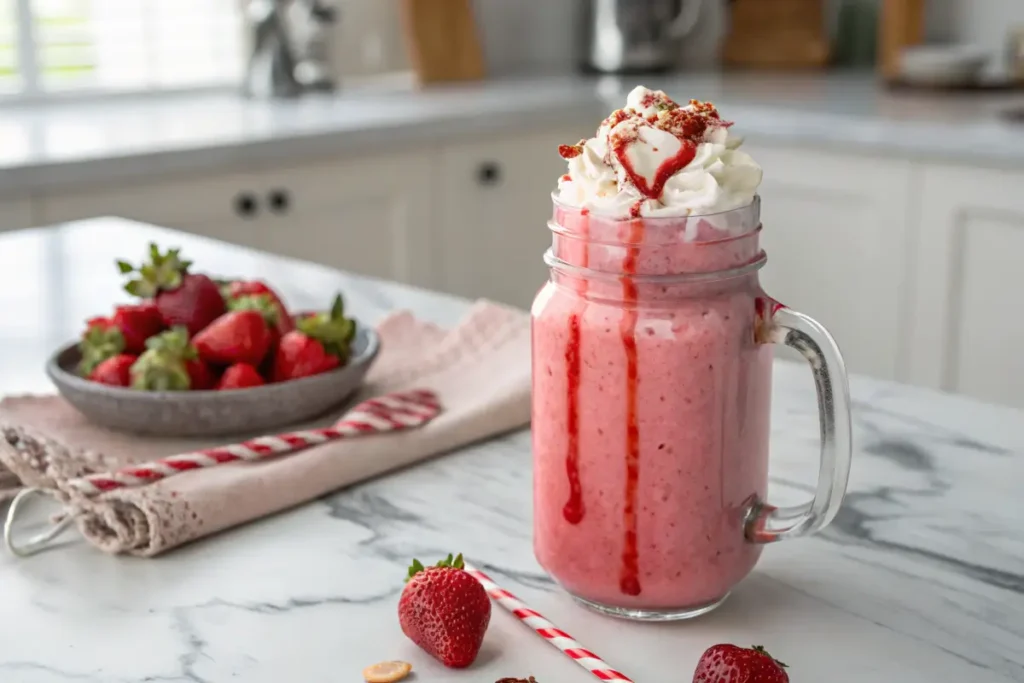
[
  {"xmin": 271, "ymin": 294, "xmax": 355, "ymax": 382},
  {"xmin": 398, "ymin": 553, "xmax": 491, "ymax": 669},
  {"xmin": 693, "ymin": 644, "xmax": 789, "ymax": 683},
  {"xmin": 111, "ymin": 302, "xmax": 165, "ymax": 354},
  {"xmin": 77, "ymin": 317, "xmax": 125, "ymax": 377},
  {"xmin": 187, "ymin": 358, "xmax": 217, "ymax": 390},
  {"xmin": 227, "ymin": 280, "xmax": 295, "ymax": 333},
  {"xmin": 88, "ymin": 354, "xmax": 137, "ymax": 387},
  {"xmin": 216, "ymin": 363, "xmax": 265, "ymax": 390},
  {"xmin": 118, "ymin": 244, "xmax": 225, "ymax": 336},
  {"xmin": 193, "ymin": 310, "xmax": 272, "ymax": 366},
  {"xmin": 272, "ymin": 330, "xmax": 339, "ymax": 381},
  {"xmin": 129, "ymin": 327, "xmax": 200, "ymax": 391}
]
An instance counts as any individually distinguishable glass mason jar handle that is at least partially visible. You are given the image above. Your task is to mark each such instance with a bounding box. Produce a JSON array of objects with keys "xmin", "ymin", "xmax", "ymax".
[{"xmin": 746, "ymin": 303, "xmax": 853, "ymax": 543}]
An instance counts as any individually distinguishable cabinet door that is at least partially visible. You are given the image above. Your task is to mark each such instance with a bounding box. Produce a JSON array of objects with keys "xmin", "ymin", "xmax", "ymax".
[
  {"xmin": 0, "ymin": 197, "xmax": 34, "ymax": 234},
  {"xmin": 253, "ymin": 150, "xmax": 435, "ymax": 288},
  {"xmin": 38, "ymin": 171, "xmax": 264, "ymax": 248},
  {"xmin": 436, "ymin": 125, "xmax": 590, "ymax": 309},
  {"xmin": 909, "ymin": 164, "xmax": 1024, "ymax": 408},
  {"xmin": 744, "ymin": 143, "xmax": 915, "ymax": 382}
]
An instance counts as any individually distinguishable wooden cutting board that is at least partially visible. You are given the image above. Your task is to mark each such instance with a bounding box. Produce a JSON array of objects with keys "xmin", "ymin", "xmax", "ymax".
[
  {"xmin": 723, "ymin": 0, "xmax": 830, "ymax": 69},
  {"xmin": 878, "ymin": 0, "xmax": 927, "ymax": 81},
  {"xmin": 399, "ymin": 0, "xmax": 486, "ymax": 85}
]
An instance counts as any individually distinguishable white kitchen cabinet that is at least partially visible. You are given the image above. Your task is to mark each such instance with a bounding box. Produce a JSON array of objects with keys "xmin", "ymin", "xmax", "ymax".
[
  {"xmin": 36, "ymin": 150, "xmax": 436, "ymax": 287},
  {"xmin": 252, "ymin": 151, "xmax": 435, "ymax": 288},
  {"xmin": 908, "ymin": 164, "xmax": 1024, "ymax": 408},
  {"xmin": 0, "ymin": 197, "xmax": 35, "ymax": 234},
  {"xmin": 37, "ymin": 168, "xmax": 266, "ymax": 247},
  {"xmin": 744, "ymin": 143, "xmax": 916, "ymax": 382},
  {"xmin": 435, "ymin": 126, "xmax": 590, "ymax": 310}
]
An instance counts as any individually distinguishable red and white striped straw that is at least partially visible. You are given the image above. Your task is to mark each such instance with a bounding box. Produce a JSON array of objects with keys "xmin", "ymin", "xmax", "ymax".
[
  {"xmin": 67, "ymin": 389, "xmax": 441, "ymax": 496},
  {"xmin": 464, "ymin": 563, "xmax": 634, "ymax": 682}
]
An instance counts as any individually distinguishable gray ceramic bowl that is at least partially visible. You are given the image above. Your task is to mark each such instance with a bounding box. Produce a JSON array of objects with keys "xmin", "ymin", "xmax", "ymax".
[{"xmin": 46, "ymin": 323, "xmax": 380, "ymax": 438}]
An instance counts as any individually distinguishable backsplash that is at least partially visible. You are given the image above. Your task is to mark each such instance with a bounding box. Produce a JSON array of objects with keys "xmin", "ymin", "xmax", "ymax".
[
  {"xmin": 927, "ymin": 0, "xmax": 1024, "ymax": 74},
  {"xmin": 327, "ymin": 0, "xmax": 727, "ymax": 79}
]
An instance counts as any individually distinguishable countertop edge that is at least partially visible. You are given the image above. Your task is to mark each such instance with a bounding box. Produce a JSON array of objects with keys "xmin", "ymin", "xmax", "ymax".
[{"xmin": 3, "ymin": 73, "xmax": 1024, "ymax": 198}]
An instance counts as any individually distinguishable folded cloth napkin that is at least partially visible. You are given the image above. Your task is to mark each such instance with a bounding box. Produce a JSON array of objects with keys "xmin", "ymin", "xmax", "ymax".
[{"xmin": 0, "ymin": 300, "xmax": 530, "ymax": 557}]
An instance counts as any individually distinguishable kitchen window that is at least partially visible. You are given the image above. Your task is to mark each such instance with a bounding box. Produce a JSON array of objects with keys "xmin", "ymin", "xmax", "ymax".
[{"xmin": 0, "ymin": 0, "xmax": 244, "ymax": 99}]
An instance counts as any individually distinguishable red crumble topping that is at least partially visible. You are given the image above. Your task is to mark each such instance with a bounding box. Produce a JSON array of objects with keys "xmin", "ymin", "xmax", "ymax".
[
  {"xmin": 557, "ymin": 140, "xmax": 586, "ymax": 159},
  {"xmin": 639, "ymin": 89, "xmax": 679, "ymax": 112},
  {"xmin": 599, "ymin": 108, "xmax": 631, "ymax": 132},
  {"xmin": 560, "ymin": 174, "xmax": 572, "ymax": 182},
  {"xmin": 656, "ymin": 100, "xmax": 731, "ymax": 143}
]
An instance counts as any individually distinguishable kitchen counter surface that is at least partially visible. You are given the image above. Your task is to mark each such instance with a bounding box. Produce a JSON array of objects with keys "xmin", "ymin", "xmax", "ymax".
[
  {"xmin": 2, "ymin": 72, "xmax": 1024, "ymax": 195},
  {"xmin": 0, "ymin": 220, "xmax": 1023, "ymax": 682}
]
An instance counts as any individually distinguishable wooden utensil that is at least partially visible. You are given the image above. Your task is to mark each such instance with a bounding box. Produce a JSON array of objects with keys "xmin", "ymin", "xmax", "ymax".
[
  {"xmin": 878, "ymin": 0, "xmax": 927, "ymax": 81},
  {"xmin": 399, "ymin": 0, "xmax": 486, "ymax": 85},
  {"xmin": 723, "ymin": 0, "xmax": 830, "ymax": 69}
]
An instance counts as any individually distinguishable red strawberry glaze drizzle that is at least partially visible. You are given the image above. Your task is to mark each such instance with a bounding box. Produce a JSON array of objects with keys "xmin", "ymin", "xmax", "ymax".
[
  {"xmin": 619, "ymin": 218, "xmax": 644, "ymax": 596},
  {"xmin": 563, "ymin": 212, "xmax": 590, "ymax": 526},
  {"xmin": 611, "ymin": 133, "xmax": 698, "ymax": 203}
]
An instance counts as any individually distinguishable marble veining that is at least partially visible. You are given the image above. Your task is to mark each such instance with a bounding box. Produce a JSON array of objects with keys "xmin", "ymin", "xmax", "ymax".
[
  {"xmin": 0, "ymin": 220, "xmax": 1022, "ymax": 682},
  {"xmin": 2, "ymin": 73, "xmax": 1024, "ymax": 196}
]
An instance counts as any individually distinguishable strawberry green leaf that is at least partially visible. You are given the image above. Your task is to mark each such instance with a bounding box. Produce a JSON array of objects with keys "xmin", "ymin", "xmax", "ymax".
[
  {"xmin": 120, "ymin": 244, "xmax": 191, "ymax": 297},
  {"xmin": 228, "ymin": 294, "xmax": 280, "ymax": 326},
  {"xmin": 296, "ymin": 293, "xmax": 356, "ymax": 361},
  {"xmin": 144, "ymin": 326, "xmax": 198, "ymax": 361},
  {"xmin": 405, "ymin": 559, "xmax": 426, "ymax": 582},
  {"xmin": 129, "ymin": 349, "xmax": 191, "ymax": 391}
]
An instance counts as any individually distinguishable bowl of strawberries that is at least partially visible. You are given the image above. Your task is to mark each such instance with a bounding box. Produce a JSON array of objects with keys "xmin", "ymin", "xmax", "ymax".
[{"xmin": 46, "ymin": 243, "xmax": 380, "ymax": 437}]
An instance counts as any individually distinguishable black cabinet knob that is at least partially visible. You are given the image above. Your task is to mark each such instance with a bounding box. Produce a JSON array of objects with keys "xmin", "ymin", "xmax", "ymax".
[
  {"xmin": 268, "ymin": 189, "xmax": 290, "ymax": 214},
  {"xmin": 234, "ymin": 192, "xmax": 259, "ymax": 218},
  {"xmin": 477, "ymin": 161, "xmax": 502, "ymax": 187}
]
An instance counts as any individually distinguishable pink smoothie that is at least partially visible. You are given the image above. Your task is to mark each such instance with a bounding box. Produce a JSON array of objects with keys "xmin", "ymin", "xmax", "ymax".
[{"xmin": 532, "ymin": 204, "xmax": 774, "ymax": 610}]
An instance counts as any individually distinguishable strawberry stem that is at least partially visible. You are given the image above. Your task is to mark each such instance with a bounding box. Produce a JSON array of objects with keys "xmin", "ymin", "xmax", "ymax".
[
  {"xmin": 405, "ymin": 553, "xmax": 465, "ymax": 582},
  {"xmin": 751, "ymin": 645, "xmax": 787, "ymax": 668},
  {"xmin": 296, "ymin": 292, "xmax": 356, "ymax": 360},
  {"xmin": 228, "ymin": 294, "xmax": 280, "ymax": 327},
  {"xmin": 118, "ymin": 243, "xmax": 193, "ymax": 299}
]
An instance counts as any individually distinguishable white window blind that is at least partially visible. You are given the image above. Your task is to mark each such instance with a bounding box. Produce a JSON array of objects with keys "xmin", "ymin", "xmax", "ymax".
[{"xmin": 2, "ymin": 0, "xmax": 244, "ymax": 97}]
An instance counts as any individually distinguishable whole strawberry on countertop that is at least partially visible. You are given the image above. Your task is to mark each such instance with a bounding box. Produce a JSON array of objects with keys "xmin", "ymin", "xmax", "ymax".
[
  {"xmin": 693, "ymin": 644, "xmax": 789, "ymax": 683},
  {"xmin": 129, "ymin": 327, "xmax": 214, "ymax": 391},
  {"xmin": 118, "ymin": 244, "xmax": 225, "ymax": 336},
  {"xmin": 398, "ymin": 553, "xmax": 491, "ymax": 669},
  {"xmin": 272, "ymin": 294, "xmax": 355, "ymax": 382}
]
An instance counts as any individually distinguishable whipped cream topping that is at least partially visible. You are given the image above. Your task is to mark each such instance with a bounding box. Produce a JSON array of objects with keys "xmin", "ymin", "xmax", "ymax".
[{"xmin": 557, "ymin": 86, "xmax": 762, "ymax": 218}]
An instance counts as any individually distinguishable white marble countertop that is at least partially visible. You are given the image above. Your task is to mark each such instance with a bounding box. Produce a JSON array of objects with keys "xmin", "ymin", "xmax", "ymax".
[
  {"xmin": 2, "ymin": 73, "xmax": 1024, "ymax": 196},
  {"xmin": 0, "ymin": 219, "xmax": 1022, "ymax": 682}
]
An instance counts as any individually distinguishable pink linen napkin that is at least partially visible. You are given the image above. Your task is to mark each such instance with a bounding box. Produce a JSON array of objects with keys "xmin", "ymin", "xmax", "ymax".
[{"xmin": 0, "ymin": 300, "xmax": 530, "ymax": 556}]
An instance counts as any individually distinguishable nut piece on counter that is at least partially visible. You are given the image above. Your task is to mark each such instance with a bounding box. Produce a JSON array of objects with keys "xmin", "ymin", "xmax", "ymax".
[
  {"xmin": 495, "ymin": 678, "xmax": 539, "ymax": 683},
  {"xmin": 362, "ymin": 660, "xmax": 413, "ymax": 683}
]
